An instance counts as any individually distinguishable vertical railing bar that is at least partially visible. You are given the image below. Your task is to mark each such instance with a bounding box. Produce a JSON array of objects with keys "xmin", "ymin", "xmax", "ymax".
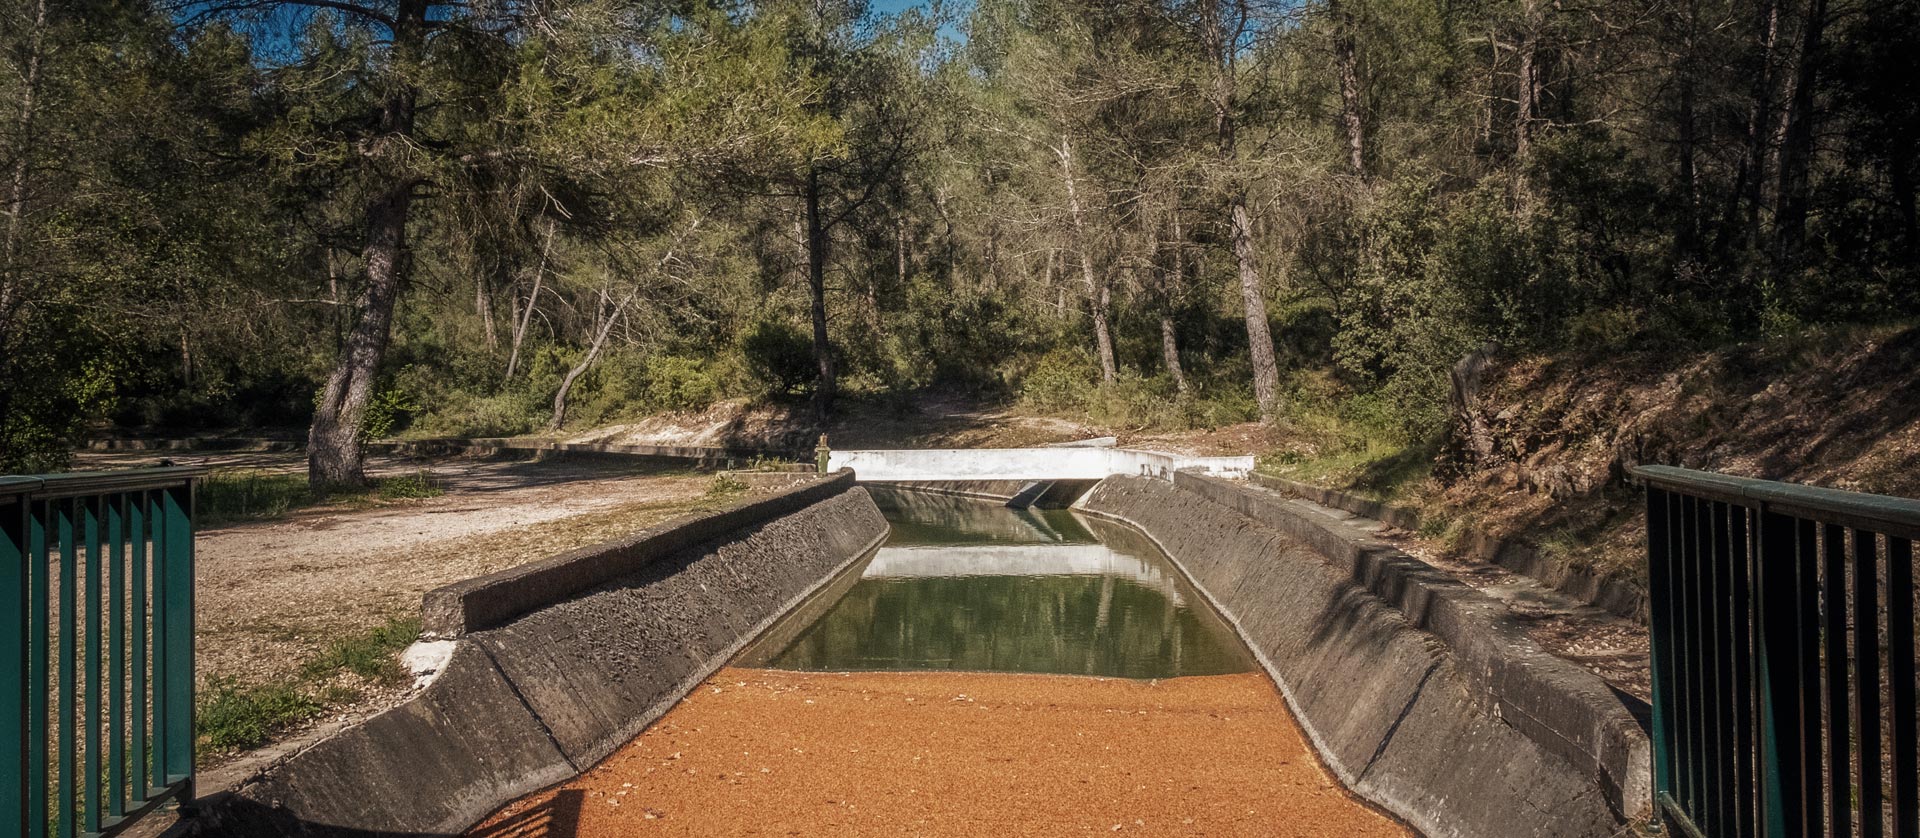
[
  {"xmin": 107, "ymin": 493, "xmax": 125, "ymax": 820},
  {"xmin": 2, "ymin": 496, "xmax": 27, "ymax": 838},
  {"xmin": 1713, "ymin": 499, "xmax": 1733, "ymax": 834},
  {"xmin": 1857, "ymin": 529, "xmax": 1885, "ymax": 838},
  {"xmin": 129, "ymin": 492, "xmax": 146, "ymax": 800},
  {"xmin": 1796, "ymin": 517, "xmax": 1824, "ymax": 837},
  {"xmin": 1649, "ymin": 487, "xmax": 1675, "ymax": 805},
  {"xmin": 1758, "ymin": 507, "xmax": 1813, "ymax": 837},
  {"xmin": 1690, "ymin": 493, "xmax": 1710, "ymax": 819},
  {"xmin": 83, "ymin": 497, "xmax": 101, "ymax": 835},
  {"xmin": 161, "ymin": 484, "xmax": 194, "ymax": 791},
  {"xmin": 57, "ymin": 498, "xmax": 76, "ymax": 838},
  {"xmin": 1743, "ymin": 503, "xmax": 1758, "ymax": 838},
  {"xmin": 28, "ymin": 501, "xmax": 48, "ymax": 838},
  {"xmin": 1680, "ymin": 493, "xmax": 1700, "ymax": 816},
  {"xmin": 1886, "ymin": 536, "xmax": 1914, "ymax": 837},
  {"xmin": 1826, "ymin": 523, "xmax": 1854, "ymax": 838},
  {"xmin": 147, "ymin": 497, "xmax": 165, "ymax": 794}
]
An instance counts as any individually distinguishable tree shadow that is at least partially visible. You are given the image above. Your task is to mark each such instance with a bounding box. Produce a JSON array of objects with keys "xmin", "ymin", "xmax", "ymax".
[{"xmin": 465, "ymin": 790, "xmax": 585, "ymax": 838}]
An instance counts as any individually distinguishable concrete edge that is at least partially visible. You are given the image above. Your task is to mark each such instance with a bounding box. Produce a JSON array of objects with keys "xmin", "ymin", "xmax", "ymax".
[
  {"xmin": 190, "ymin": 487, "xmax": 889, "ymax": 837},
  {"xmin": 1247, "ymin": 473, "xmax": 1649, "ymax": 623},
  {"xmin": 1063, "ymin": 503, "xmax": 1425, "ymax": 835},
  {"xmin": 1179, "ymin": 472, "xmax": 1652, "ymax": 822},
  {"xmin": 420, "ymin": 470, "xmax": 856, "ymax": 637}
]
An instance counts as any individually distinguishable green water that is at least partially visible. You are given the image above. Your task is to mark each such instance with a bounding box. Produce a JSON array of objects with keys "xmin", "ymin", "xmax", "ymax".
[{"xmin": 741, "ymin": 488, "xmax": 1255, "ymax": 679}]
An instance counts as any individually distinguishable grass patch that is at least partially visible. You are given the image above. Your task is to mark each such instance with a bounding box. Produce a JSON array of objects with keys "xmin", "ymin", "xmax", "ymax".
[
  {"xmin": 197, "ymin": 678, "xmax": 323, "ymax": 754},
  {"xmin": 298, "ymin": 616, "xmax": 422, "ymax": 684},
  {"xmin": 196, "ymin": 616, "xmax": 422, "ymax": 761},
  {"xmin": 199, "ymin": 469, "xmax": 443, "ymax": 525}
]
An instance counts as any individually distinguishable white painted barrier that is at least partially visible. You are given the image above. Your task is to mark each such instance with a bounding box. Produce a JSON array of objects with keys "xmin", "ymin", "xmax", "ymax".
[{"xmin": 826, "ymin": 447, "xmax": 1253, "ymax": 482}]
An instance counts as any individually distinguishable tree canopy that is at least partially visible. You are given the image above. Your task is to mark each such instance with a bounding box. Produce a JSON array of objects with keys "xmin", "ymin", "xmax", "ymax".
[{"xmin": 2, "ymin": 0, "xmax": 1913, "ymax": 479}]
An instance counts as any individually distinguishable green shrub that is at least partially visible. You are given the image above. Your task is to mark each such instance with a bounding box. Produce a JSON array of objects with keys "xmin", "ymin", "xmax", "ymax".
[
  {"xmin": 706, "ymin": 473, "xmax": 748, "ymax": 499},
  {"xmin": 1019, "ymin": 349, "xmax": 1096, "ymax": 412},
  {"xmin": 644, "ymin": 355, "xmax": 721, "ymax": 411},
  {"xmin": 410, "ymin": 393, "xmax": 539, "ymax": 439},
  {"xmin": 739, "ymin": 320, "xmax": 818, "ymax": 395}
]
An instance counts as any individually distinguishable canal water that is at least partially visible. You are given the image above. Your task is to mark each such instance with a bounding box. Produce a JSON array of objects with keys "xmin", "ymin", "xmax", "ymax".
[{"xmin": 737, "ymin": 487, "xmax": 1254, "ymax": 679}]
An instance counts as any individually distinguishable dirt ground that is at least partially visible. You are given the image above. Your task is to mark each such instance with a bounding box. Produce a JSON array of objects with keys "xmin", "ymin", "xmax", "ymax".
[
  {"xmin": 470, "ymin": 668, "xmax": 1411, "ymax": 838},
  {"xmin": 73, "ymin": 450, "xmax": 714, "ymax": 692}
]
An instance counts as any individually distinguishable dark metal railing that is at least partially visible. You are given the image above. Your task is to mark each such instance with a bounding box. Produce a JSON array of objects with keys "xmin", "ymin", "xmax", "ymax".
[
  {"xmin": 1634, "ymin": 465, "xmax": 1918, "ymax": 838},
  {"xmin": 2, "ymin": 467, "xmax": 202, "ymax": 838}
]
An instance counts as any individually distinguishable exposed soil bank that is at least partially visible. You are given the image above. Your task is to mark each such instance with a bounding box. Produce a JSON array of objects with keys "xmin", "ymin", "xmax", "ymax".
[
  {"xmin": 469, "ymin": 668, "xmax": 1410, "ymax": 838},
  {"xmin": 1079, "ymin": 476, "xmax": 1637, "ymax": 838}
]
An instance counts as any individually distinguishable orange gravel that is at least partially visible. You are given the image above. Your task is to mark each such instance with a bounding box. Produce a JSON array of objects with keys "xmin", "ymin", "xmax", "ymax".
[{"xmin": 469, "ymin": 668, "xmax": 1410, "ymax": 838}]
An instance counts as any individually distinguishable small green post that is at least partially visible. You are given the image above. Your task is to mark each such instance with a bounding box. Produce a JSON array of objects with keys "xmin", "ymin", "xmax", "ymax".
[{"xmin": 815, "ymin": 434, "xmax": 831, "ymax": 474}]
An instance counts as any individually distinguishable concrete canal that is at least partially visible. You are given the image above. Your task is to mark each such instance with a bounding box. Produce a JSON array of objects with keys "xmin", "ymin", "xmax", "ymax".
[{"xmin": 468, "ymin": 488, "xmax": 1408, "ymax": 837}]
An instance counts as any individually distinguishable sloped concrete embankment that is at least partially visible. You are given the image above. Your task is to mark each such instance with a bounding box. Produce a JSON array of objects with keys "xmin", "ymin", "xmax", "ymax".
[
  {"xmin": 1078, "ymin": 475, "xmax": 1648, "ymax": 838},
  {"xmin": 193, "ymin": 472, "xmax": 888, "ymax": 837},
  {"xmin": 1247, "ymin": 472, "xmax": 1647, "ymax": 622}
]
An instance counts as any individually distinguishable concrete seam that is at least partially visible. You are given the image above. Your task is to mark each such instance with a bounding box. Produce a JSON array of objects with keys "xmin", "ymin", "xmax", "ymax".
[
  {"xmin": 1355, "ymin": 661, "xmax": 1440, "ymax": 784},
  {"xmin": 476, "ymin": 640, "xmax": 582, "ymax": 775}
]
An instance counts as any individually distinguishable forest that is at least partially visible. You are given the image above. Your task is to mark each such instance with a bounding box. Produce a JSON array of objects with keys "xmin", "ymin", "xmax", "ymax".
[{"xmin": 2, "ymin": 0, "xmax": 1914, "ymax": 484}]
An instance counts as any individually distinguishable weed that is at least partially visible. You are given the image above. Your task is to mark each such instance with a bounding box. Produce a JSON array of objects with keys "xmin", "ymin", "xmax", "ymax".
[
  {"xmin": 197, "ymin": 471, "xmax": 314, "ymax": 525},
  {"xmin": 299, "ymin": 617, "xmax": 422, "ymax": 685},
  {"xmin": 377, "ymin": 470, "xmax": 442, "ymax": 500},
  {"xmin": 197, "ymin": 678, "xmax": 322, "ymax": 754},
  {"xmin": 706, "ymin": 474, "xmax": 748, "ymax": 499}
]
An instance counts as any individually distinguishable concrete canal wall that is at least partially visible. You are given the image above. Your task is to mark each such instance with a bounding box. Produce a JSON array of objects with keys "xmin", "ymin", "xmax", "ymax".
[
  {"xmin": 1078, "ymin": 475, "xmax": 1647, "ymax": 838},
  {"xmin": 192, "ymin": 472, "xmax": 888, "ymax": 837}
]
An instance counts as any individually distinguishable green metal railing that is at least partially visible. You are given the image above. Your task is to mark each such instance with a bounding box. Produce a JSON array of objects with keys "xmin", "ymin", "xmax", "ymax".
[
  {"xmin": 3, "ymin": 468, "xmax": 201, "ymax": 838},
  {"xmin": 1635, "ymin": 465, "xmax": 1918, "ymax": 838}
]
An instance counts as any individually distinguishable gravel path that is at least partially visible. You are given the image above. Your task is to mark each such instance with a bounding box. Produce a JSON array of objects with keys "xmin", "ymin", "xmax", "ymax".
[{"xmin": 470, "ymin": 668, "xmax": 1411, "ymax": 838}]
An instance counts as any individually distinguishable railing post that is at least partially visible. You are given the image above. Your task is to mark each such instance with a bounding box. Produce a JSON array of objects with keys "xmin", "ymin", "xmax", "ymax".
[
  {"xmin": 1754, "ymin": 505, "xmax": 1804, "ymax": 837},
  {"xmin": 1646, "ymin": 488, "xmax": 1675, "ymax": 810},
  {"xmin": 2, "ymin": 491, "xmax": 26, "ymax": 837},
  {"xmin": 159, "ymin": 482, "xmax": 195, "ymax": 796}
]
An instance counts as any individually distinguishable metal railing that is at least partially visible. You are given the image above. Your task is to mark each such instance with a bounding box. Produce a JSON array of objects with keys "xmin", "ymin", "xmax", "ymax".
[
  {"xmin": 2, "ymin": 467, "xmax": 201, "ymax": 838},
  {"xmin": 1634, "ymin": 465, "xmax": 1918, "ymax": 838}
]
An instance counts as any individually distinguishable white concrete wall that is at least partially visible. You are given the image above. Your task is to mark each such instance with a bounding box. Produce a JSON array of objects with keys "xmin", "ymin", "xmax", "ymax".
[{"xmin": 827, "ymin": 447, "xmax": 1253, "ymax": 482}]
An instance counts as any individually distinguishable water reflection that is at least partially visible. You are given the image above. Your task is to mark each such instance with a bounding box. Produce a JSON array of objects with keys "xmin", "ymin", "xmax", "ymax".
[{"xmin": 742, "ymin": 488, "xmax": 1253, "ymax": 679}]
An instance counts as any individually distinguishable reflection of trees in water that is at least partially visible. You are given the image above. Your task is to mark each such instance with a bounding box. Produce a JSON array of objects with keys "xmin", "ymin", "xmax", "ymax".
[{"xmin": 769, "ymin": 573, "xmax": 1251, "ymax": 679}]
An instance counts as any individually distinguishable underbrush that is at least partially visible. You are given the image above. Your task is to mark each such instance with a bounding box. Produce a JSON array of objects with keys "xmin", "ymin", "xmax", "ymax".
[
  {"xmin": 199, "ymin": 469, "xmax": 443, "ymax": 525},
  {"xmin": 1018, "ymin": 349, "xmax": 1259, "ymax": 431},
  {"xmin": 1257, "ymin": 372, "xmax": 1441, "ymax": 503},
  {"xmin": 197, "ymin": 616, "xmax": 422, "ymax": 758}
]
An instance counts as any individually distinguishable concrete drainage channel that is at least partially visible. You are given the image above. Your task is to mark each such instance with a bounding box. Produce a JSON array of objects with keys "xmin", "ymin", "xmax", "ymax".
[{"xmin": 180, "ymin": 467, "xmax": 1644, "ymax": 838}]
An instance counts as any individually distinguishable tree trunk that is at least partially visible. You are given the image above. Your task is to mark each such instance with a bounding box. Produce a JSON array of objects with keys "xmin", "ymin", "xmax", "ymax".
[
  {"xmin": 1208, "ymin": 20, "xmax": 1282, "ymax": 420},
  {"xmin": 1771, "ymin": 0, "xmax": 1827, "ymax": 279},
  {"xmin": 1674, "ymin": 0, "xmax": 1701, "ymax": 258},
  {"xmin": 1230, "ymin": 197, "xmax": 1281, "ymax": 418},
  {"xmin": 806, "ymin": 165, "xmax": 836, "ymax": 420},
  {"xmin": 1514, "ymin": 0, "xmax": 1541, "ymax": 192},
  {"xmin": 1332, "ymin": 0, "xmax": 1366, "ymax": 177},
  {"xmin": 1160, "ymin": 212, "xmax": 1189, "ymax": 395},
  {"xmin": 308, "ymin": 180, "xmax": 413, "ymax": 487},
  {"xmin": 476, "ymin": 267, "xmax": 498, "ymax": 352},
  {"xmin": 1160, "ymin": 315, "xmax": 1188, "ymax": 395},
  {"xmin": 307, "ymin": 0, "xmax": 424, "ymax": 489},
  {"xmin": 1056, "ymin": 133, "xmax": 1116, "ymax": 384},
  {"xmin": 505, "ymin": 219, "xmax": 555, "ymax": 382},
  {"xmin": 0, "ymin": 0, "xmax": 48, "ymax": 332},
  {"xmin": 548, "ymin": 289, "xmax": 636, "ymax": 431}
]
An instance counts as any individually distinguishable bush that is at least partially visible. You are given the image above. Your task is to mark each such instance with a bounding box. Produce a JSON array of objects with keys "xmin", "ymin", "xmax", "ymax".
[
  {"xmin": 739, "ymin": 320, "xmax": 818, "ymax": 395},
  {"xmin": 377, "ymin": 470, "xmax": 441, "ymax": 500},
  {"xmin": 644, "ymin": 355, "xmax": 722, "ymax": 412},
  {"xmin": 1019, "ymin": 348, "xmax": 1096, "ymax": 412},
  {"xmin": 408, "ymin": 393, "xmax": 539, "ymax": 439}
]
